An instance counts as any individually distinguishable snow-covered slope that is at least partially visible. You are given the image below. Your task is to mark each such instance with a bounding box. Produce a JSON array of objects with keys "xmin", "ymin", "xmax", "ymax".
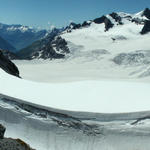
[
  {"xmin": 1, "ymin": 73, "xmax": 150, "ymax": 150},
  {"xmin": 1, "ymin": 66, "xmax": 150, "ymax": 150},
  {"xmin": 0, "ymin": 68, "xmax": 150, "ymax": 113},
  {"xmin": 61, "ymin": 10, "xmax": 149, "ymax": 54}
]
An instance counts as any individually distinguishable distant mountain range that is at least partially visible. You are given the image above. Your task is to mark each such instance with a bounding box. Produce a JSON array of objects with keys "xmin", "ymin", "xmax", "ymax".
[
  {"xmin": 0, "ymin": 23, "xmax": 47, "ymax": 51},
  {"xmin": 1, "ymin": 8, "xmax": 150, "ymax": 60}
]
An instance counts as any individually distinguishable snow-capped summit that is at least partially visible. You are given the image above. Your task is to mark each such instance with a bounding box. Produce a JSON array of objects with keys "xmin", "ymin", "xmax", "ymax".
[{"xmin": 142, "ymin": 8, "xmax": 150, "ymax": 19}]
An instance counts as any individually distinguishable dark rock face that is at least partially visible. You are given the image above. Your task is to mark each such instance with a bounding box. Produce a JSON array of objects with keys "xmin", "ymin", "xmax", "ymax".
[
  {"xmin": 0, "ymin": 50, "xmax": 20, "ymax": 77},
  {"xmin": 109, "ymin": 12, "xmax": 123, "ymax": 25},
  {"xmin": 1, "ymin": 50, "xmax": 18, "ymax": 60},
  {"xmin": 93, "ymin": 16, "xmax": 114, "ymax": 31},
  {"xmin": 17, "ymin": 28, "xmax": 64, "ymax": 59},
  {"xmin": 32, "ymin": 43, "xmax": 65, "ymax": 59},
  {"xmin": 82, "ymin": 21, "xmax": 91, "ymax": 27},
  {"xmin": 104, "ymin": 18, "xmax": 114, "ymax": 31},
  {"xmin": 141, "ymin": 20, "xmax": 150, "ymax": 34},
  {"xmin": 72, "ymin": 23, "xmax": 81, "ymax": 30},
  {"xmin": 0, "ymin": 124, "xmax": 34, "ymax": 150},
  {"xmin": 93, "ymin": 15, "xmax": 106, "ymax": 24},
  {"xmin": 0, "ymin": 138, "xmax": 34, "ymax": 150},
  {"xmin": 65, "ymin": 22, "xmax": 82, "ymax": 32},
  {"xmin": 66, "ymin": 21, "xmax": 92, "ymax": 32},
  {"xmin": 51, "ymin": 36, "xmax": 70, "ymax": 53},
  {"xmin": 142, "ymin": 8, "xmax": 150, "ymax": 19},
  {"xmin": 31, "ymin": 36, "xmax": 69, "ymax": 59},
  {"xmin": 0, "ymin": 124, "xmax": 5, "ymax": 139}
]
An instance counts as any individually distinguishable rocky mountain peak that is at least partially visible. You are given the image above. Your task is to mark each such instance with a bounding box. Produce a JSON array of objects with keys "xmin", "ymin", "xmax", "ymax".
[
  {"xmin": 31, "ymin": 36, "xmax": 69, "ymax": 59},
  {"xmin": 0, "ymin": 124, "xmax": 34, "ymax": 150},
  {"xmin": 109, "ymin": 12, "xmax": 123, "ymax": 25},
  {"xmin": 142, "ymin": 8, "xmax": 150, "ymax": 19}
]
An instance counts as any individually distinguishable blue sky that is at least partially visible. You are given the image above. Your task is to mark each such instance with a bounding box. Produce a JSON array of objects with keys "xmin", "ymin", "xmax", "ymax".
[{"xmin": 0, "ymin": 0, "xmax": 149, "ymax": 29}]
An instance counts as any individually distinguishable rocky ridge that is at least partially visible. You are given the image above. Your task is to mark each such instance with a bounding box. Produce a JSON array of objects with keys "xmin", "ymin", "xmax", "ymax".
[
  {"xmin": 0, "ymin": 50, "xmax": 20, "ymax": 77},
  {"xmin": 0, "ymin": 124, "xmax": 34, "ymax": 150},
  {"xmin": 17, "ymin": 28, "xmax": 69, "ymax": 60}
]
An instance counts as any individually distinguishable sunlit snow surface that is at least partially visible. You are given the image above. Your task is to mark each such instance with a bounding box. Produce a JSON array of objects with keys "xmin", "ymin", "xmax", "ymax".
[
  {"xmin": 0, "ymin": 69, "xmax": 150, "ymax": 113},
  {"xmin": 1, "ymin": 69, "xmax": 150, "ymax": 150}
]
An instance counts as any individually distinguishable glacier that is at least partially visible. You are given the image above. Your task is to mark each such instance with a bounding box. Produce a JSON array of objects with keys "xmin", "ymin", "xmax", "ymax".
[
  {"xmin": 1, "ymin": 94, "xmax": 150, "ymax": 150},
  {"xmin": 1, "ymin": 68, "xmax": 150, "ymax": 149}
]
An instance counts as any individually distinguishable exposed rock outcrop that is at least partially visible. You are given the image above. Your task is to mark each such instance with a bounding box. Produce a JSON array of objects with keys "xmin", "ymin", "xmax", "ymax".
[
  {"xmin": 65, "ymin": 22, "xmax": 82, "ymax": 32},
  {"xmin": 93, "ymin": 16, "xmax": 114, "ymax": 31},
  {"xmin": 142, "ymin": 8, "xmax": 150, "ymax": 19},
  {"xmin": 0, "ymin": 124, "xmax": 35, "ymax": 150},
  {"xmin": 31, "ymin": 36, "xmax": 69, "ymax": 59},
  {"xmin": 0, "ymin": 124, "xmax": 5, "ymax": 139},
  {"xmin": 82, "ymin": 21, "xmax": 91, "ymax": 27},
  {"xmin": 17, "ymin": 28, "xmax": 67, "ymax": 60},
  {"xmin": 32, "ymin": 43, "xmax": 65, "ymax": 59},
  {"xmin": 0, "ymin": 50, "xmax": 20, "ymax": 77},
  {"xmin": 51, "ymin": 36, "xmax": 70, "ymax": 53},
  {"xmin": 141, "ymin": 20, "xmax": 150, "ymax": 34},
  {"xmin": 109, "ymin": 12, "xmax": 123, "ymax": 25}
]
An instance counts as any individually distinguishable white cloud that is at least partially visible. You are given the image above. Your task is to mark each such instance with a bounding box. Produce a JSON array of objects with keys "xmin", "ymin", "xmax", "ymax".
[{"xmin": 50, "ymin": 25, "xmax": 55, "ymax": 30}]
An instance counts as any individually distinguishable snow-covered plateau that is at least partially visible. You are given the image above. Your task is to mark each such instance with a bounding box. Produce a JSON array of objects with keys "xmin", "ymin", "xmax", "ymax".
[{"xmin": 1, "ymin": 9, "xmax": 150, "ymax": 150}]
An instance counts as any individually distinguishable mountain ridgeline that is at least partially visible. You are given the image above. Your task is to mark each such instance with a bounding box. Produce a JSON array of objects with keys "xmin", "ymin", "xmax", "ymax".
[
  {"xmin": 65, "ymin": 8, "xmax": 150, "ymax": 33},
  {"xmin": 1, "ymin": 8, "xmax": 150, "ymax": 60}
]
